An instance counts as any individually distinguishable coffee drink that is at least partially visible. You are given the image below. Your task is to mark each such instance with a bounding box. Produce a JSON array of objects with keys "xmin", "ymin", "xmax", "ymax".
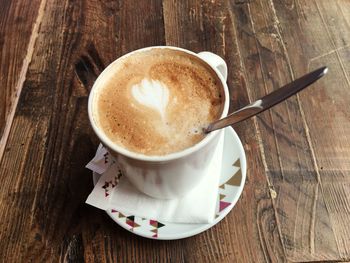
[{"xmin": 92, "ymin": 48, "xmax": 224, "ymax": 155}]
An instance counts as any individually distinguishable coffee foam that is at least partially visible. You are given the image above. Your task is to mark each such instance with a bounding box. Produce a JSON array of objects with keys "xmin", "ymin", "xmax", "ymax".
[
  {"xmin": 131, "ymin": 78, "xmax": 169, "ymax": 120},
  {"xmin": 93, "ymin": 48, "xmax": 224, "ymax": 155}
]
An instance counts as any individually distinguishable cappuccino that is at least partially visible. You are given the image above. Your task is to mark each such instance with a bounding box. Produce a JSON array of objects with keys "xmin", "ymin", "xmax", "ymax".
[{"xmin": 92, "ymin": 48, "xmax": 224, "ymax": 155}]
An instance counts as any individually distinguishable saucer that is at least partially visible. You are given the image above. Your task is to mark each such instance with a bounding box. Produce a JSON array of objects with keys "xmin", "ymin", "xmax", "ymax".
[{"xmin": 93, "ymin": 127, "xmax": 246, "ymax": 240}]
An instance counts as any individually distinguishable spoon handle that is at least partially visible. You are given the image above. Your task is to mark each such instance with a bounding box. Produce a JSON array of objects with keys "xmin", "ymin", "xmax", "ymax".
[{"xmin": 206, "ymin": 66, "xmax": 328, "ymax": 133}]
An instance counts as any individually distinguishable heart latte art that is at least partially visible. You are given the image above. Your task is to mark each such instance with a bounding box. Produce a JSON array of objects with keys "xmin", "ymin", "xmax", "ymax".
[
  {"xmin": 93, "ymin": 49, "xmax": 224, "ymax": 156},
  {"xmin": 131, "ymin": 79, "xmax": 169, "ymax": 120}
]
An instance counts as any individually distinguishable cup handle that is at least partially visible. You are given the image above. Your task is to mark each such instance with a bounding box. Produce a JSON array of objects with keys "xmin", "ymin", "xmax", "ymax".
[{"xmin": 197, "ymin": 52, "xmax": 227, "ymax": 81}]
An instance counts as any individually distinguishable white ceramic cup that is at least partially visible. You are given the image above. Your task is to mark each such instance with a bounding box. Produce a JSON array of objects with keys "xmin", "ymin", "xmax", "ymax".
[{"xmin": 88, "ymin": 46, "xmax": 229, "ymax": 199}]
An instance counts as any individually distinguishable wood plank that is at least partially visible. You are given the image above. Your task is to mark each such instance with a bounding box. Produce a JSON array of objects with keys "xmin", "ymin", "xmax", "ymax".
[
  {"xmin": 0, "ymin": 0, "xmax": 175, "ymax": 262},
  {"xmin": 223, "ymin": 0, "xmax": 350, "ymax": 261},
  {"xmin": 233, "ymin": 0, "xmax": 350, "ymax": 261},
  {"xmin": 315, "ymin": 0, "xmax": 350, "ymax": 49},
  {"xmin": 0, "ymin": 0, "xmax": 43, "ymax": 159},
  {"xmin": 305, "ymin": 47, "xmax": 350, "ymax": 259},
  {"xmin": 226, "ymin": 1, "xmax": 337, "ymax": 261},
  {"xmin": 274, "ymin": 0, "xmax": 350, "ymax": 260},
  {"xmin": 164, "ymin": 0, "xmax": 286, "ymax": 262},
  {"xmin": 303, "ymin": 1, "xmax": 350, "ymax": 174}
]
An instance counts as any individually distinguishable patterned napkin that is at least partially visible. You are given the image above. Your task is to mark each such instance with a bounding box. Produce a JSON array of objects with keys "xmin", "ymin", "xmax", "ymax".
[{"xmin": 85, "ymin": 133, "xmax": 224, "ymax": 224}]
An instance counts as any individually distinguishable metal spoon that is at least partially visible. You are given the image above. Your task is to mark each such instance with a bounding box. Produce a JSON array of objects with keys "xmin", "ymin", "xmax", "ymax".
[{"xmin": 206, "ymin": 66, "xmax": 328, "ymax": 133}]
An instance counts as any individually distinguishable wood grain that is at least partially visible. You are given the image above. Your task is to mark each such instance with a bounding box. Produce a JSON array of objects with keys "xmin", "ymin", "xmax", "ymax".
[
  {"xmin": 0, "ymin": 0, "xmax": 349, "ymax": 262},
  {"xmin": 164, "ymin": 0, "xmax": 286, "ymax": 262},
  {"xmin": 0, "ymin": 0, "xmax": 44, "ymax": 158},
  {"xmin": 226, "ymin": 0, "xmax": 350, "ymax": 261},
  {"xmin": 272, "ymin": 0, "xmax": 350, "ymax": 260},
  {"xmin": 227, "ymin": 0, "xmax": 343, "ymax": 261},
  {"xmin": 0, "ymin": 0, "xmax": 165, "ymax": 261}
]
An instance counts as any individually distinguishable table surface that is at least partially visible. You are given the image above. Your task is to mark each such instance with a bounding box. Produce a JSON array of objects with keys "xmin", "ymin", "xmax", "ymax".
[{"xmin": 0, "ymin": 0, "xmax": 349, "ymax": 262}]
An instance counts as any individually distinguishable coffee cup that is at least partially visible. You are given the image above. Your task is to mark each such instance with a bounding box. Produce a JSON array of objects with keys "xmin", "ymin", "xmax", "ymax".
[{"xmin": 88, "ymin": 46, "xmax": 229, "ymax": 199}]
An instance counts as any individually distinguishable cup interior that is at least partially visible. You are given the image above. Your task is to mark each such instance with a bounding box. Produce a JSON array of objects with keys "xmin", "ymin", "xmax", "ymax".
[{"xmin": 88, "ymin": 46, "xmax": 230, "ymax": 162}]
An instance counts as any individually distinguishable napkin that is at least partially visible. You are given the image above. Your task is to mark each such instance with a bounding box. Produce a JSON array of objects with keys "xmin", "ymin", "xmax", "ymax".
[{"xmin": 86, "ymin": 133, "xmax": 224, "ymax": 224}]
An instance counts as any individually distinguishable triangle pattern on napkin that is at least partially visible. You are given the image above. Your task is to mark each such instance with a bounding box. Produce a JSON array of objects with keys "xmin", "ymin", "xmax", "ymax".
[{"xmin": 86, "ymin": 132, "xmax": 224, "ymax": 224}]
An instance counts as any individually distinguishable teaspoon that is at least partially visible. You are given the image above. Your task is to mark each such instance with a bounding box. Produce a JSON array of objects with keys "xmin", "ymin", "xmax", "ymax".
[{"xmin": 206, "ymin": 66, "xmax": 328, "ymax": 133}]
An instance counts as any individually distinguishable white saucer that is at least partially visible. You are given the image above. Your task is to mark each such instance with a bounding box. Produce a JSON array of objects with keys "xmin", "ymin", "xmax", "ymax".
[{"xmin": 93, "ymin": 127, "xmax": 246, "ymax": 240}]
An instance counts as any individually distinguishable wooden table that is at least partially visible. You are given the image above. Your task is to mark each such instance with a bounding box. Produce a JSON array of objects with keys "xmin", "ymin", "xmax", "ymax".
[{"xmin": 1, "ymin": 0, "xmax": 349, "ymax": 262}]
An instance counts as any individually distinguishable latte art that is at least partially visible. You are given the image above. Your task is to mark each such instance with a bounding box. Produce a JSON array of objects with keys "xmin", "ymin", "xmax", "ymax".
[
  {"xmin": 131, "ymin": 79, "xmax": 169, "ymax": 119},
  {"xmin": 93, "ymin": 48, "xmax": 224, "ymax": 155}
]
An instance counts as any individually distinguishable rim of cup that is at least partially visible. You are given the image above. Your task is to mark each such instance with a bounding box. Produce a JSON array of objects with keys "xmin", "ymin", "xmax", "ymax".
[{"xmin": 88, "ymin": 46, "xmax": 230, "ymax": 162}]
